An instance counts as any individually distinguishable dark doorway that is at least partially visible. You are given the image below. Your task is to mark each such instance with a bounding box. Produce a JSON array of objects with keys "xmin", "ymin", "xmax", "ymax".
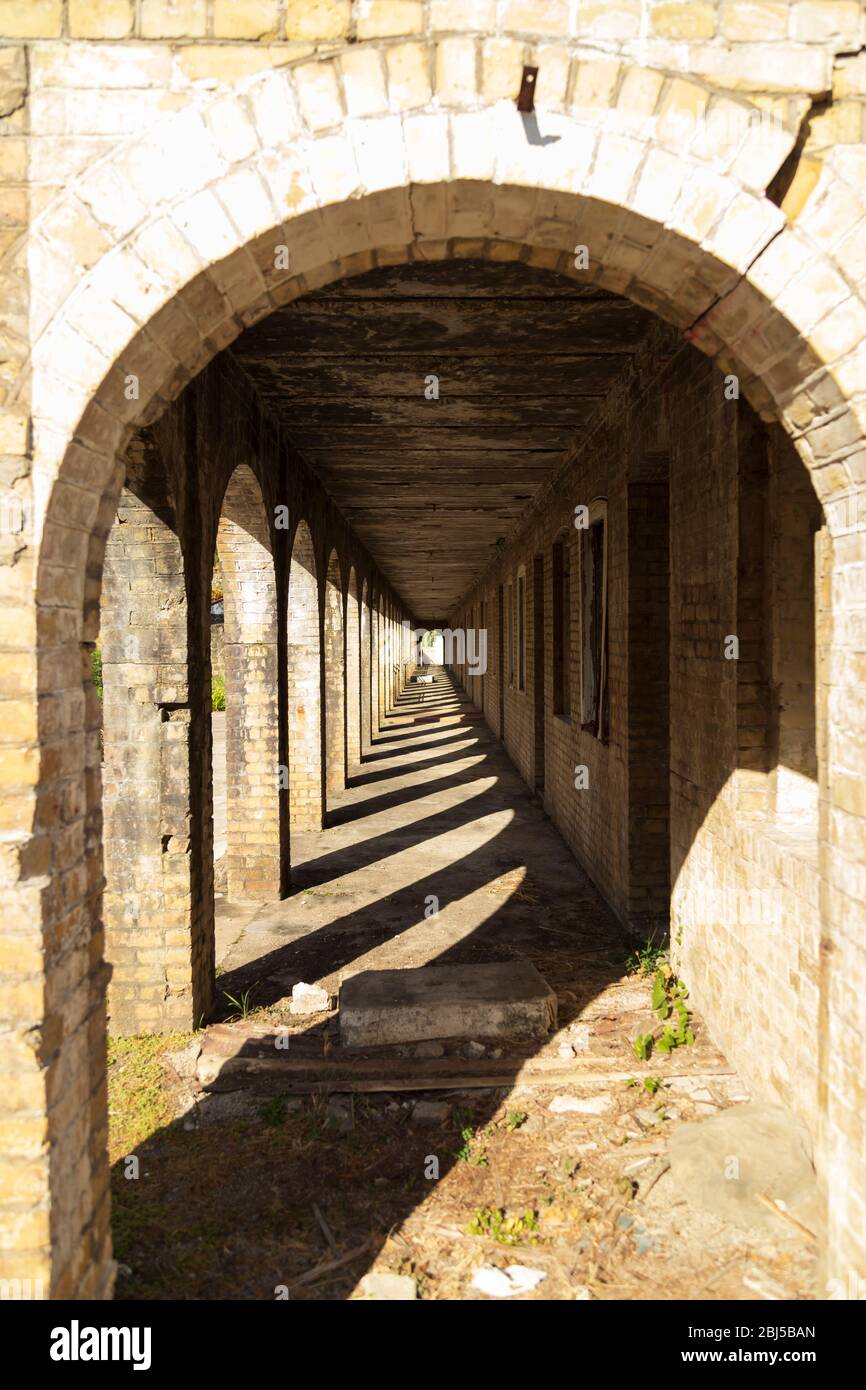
[
  {"xmin": 627, "ymin": 475, "xmax": 670, "ymax": 936},
  {"xmin": 533, "ymin": 554, "xmax": 545, "ymax": 792},
  {"xmin": 497, "ymin": 583, "xmax": 505, "ymax": 742}
]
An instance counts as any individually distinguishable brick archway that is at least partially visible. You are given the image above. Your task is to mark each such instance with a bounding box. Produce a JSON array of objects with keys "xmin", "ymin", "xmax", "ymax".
[{"xmin": 4, "ymin": 55, "xmax": 866, "ymax": 1294}]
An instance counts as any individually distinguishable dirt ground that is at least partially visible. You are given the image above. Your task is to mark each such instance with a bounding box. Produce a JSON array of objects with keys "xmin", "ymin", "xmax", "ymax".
[{"xmin": 108, "ymin": 673, "xmax": 820, "ymax": 1301}]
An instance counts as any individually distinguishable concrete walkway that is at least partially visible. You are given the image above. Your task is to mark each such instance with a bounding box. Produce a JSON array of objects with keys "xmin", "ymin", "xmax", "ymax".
[{"xmin": 214, "ymin": 669, "xmax": 631, "ymax": 1011}]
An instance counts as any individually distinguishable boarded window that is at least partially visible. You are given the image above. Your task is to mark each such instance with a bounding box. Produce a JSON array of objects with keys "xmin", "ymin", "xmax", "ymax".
[
  {"xmin": 517, "ymin": 573, "xmax": 526, "ymax": 691},
  {"xmin": 581, "ymin": 514, "xmax": 608, "ymax": 739},
  {"xmin": 553, "ymin": 539, "xmax": 571, "ymax": 717}
]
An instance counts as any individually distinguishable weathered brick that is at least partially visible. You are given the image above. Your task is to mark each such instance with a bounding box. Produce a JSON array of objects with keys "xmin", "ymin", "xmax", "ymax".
[
  {"xmin": 385, "ymin": 42, "xmax": 432, "ymax": 110},
  {"xmin": 436, "ymin": 37, "xmax": 478, "ymax": 105},
  {"xmin": 69, "ymin": 0, "xmax": 134, "ymax": 38},
  {"xmin": 213, "ymin": 0, "xmax": 281, "ymax": 40},
  {"xmin": 0, "ymin": 0, "xmax": 62, "ymax": 37},
  {"xmin": 141, "ymin": 0, "xmax": 207, "ymax": 40},
  {"xmin": 356, "ymin": 1, "xmax": 424, "ymax": 40}
]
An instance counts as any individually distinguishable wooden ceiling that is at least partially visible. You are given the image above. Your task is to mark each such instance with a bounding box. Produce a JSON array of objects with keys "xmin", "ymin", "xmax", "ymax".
[{"xmin": 232, "ymin": 261, "xmax": 655, "ymax": 620}]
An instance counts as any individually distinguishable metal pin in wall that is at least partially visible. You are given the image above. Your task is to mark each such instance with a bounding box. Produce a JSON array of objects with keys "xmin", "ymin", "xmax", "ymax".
[{"xmin": 517, "ymin": 66, "xmax": 538, "ymax": 113}]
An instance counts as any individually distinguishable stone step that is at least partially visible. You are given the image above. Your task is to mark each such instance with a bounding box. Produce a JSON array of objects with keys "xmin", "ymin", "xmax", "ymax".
[{"xmin": 339, "ymin": 961, "xmax": 558, "ymax": 1049}]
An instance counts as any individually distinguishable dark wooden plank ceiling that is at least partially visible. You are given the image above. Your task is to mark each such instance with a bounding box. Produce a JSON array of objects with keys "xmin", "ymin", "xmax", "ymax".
[{"xmin": 232, "ymin": 261, "xmax": 655, "ymax": 620}]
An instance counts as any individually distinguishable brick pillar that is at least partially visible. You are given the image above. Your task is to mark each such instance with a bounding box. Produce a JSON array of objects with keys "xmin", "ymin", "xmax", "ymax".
[
  {"xmin": 345, "ymin": 570, "xmax": 361, "ymax": 773},
  {"xmin": 387, "ymin": 603, "xmax": 395, "ymax": 711},
  {"xmin": 384, "ymin": 605, "xmax": 391, "ymax": 712},
  {"xmin": 102, "ymin": 487, "xmax": 214, "ymax": 1035},
  {"xmin": 360, "ymin": 584, "xmax": 372, "ymax": 753},
  {"xmin": 218, "ymin": 465, "xmax": 281, "ymax": 901},
  {"xmin": 371, "ymin": 602, "xmax": 381, "ymax": 736},
  {"xmin": 818, "ymin": 524, "xmax": 866, "ymax": 1283},
  {"xmin": 288, "ymin": 522, "xmax": 323, "ymax": 830},
  {"xmin": 324, "ymin": 553, "xmax": 345, "ymax": 805},
  {"xmin": 377, "ymin": 600, "xmax": 388, "ymax": 731},
  {"xmin": 381, "ymin": 602, "xmax": 389, "ymax": 718},
  {"xmin": 0, "ymin": 478, "xmax": 116, "ymax": 1298}
]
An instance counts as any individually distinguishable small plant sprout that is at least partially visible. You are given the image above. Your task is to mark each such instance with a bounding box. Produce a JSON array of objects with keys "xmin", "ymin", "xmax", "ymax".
[
  {"xmin": 625, "ymin": 929, "xmax": 667, "ymax": 976},
  {"xmin": 454, "ymin": 1120, "xmax": 489, "ymax": 1167},
  {"xmin": 222, "ymin": 984, "xmax": 258, "ymax": 1020},
  {"xmin": 466, "ymin": 1207, "xmax": 539, "ymax": 1245},
  {"xmin": 626, "ymin": 1075, "xmax": 664, "ymax": 1094},
  {"xmin": 652, "ymin": 969, "xmax": 695, "ymax": 1053}
]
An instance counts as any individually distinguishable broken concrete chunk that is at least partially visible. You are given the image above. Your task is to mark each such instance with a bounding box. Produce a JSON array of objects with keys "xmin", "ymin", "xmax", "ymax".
[
  {"xmin": 414, "ymin": 1040, "xmax": 445, "ymax": 1058},
  {"xmin": 164, "ymin": 1037, "xmax": 202, "ymax": 1078},
  {"xmin": 412, "ymin": 1100, "xmax": 451, "ymax": 1125},
  {"xmin": 290, "ymin": 981, "xmax": 330, "ymax": 1015},
  {"xmin": 357, "ymin": 1271, "xmax": 417, "ymax": 1300},
  {"xmin": 340, "ymin": 961, "xmax": 556, "ymax": 1048},
  {"xmin": 633, "ymin": 1107, "xmax": 661, "ymax": 1129},
  {"xmin": 568, "ymin": 1023, "xmax": 591, "ymax": 1053},
  {"xmin": 464, "ymin": 1040, "xmax": 486, "ymax": 1059},
  {"xmin": 549, "ymin": 1094, "xmax": 614, "ymax": 1116},
  {"xmin": 197, "ymin": 1092, "xmax": 261, "ymax": 1128},
  {"xmin": 325, "ymin": 1095, "xmax": 354, "ymax": 1133},
  {"xmin": 472, "ymin": 1265, "xmax": 547, "ymax": 1298}
]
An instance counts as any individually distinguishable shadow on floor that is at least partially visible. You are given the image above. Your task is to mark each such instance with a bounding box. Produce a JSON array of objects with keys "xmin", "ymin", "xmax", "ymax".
[{"xmin": 112, "ymin": 669, "xmax": 644, "ymax": 1301}]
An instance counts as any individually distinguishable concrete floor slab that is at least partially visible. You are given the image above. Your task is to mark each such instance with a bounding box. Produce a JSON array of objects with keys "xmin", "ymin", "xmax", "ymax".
[
  {"xmin": 212, "ymin": 670, "xmax": 632, "ymax": 1026},
  {"xmin": 339, "ymin": 961, "xmax": 557, "ymax": 1047}
]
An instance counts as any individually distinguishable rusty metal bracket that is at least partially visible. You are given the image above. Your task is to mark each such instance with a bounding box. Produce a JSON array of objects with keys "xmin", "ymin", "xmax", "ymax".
[{"xmin": 517, "ymin": 66, "xmax": 538, "ymax": 113}]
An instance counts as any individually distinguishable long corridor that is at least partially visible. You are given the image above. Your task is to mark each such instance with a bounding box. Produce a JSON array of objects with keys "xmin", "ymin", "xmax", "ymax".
[{"xmin": 214, "ymin": 668, "xmax": 629, "ymax": 1006}]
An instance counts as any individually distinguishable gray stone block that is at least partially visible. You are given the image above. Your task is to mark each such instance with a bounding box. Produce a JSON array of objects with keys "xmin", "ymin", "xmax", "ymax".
[{"xmin": 339, "ymin": 962, "xmax": 557, "ymax": 1048}]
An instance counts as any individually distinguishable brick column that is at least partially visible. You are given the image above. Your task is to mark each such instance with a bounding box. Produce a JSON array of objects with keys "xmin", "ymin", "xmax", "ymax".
[
  {"xmin": 324, "ymin": 553, "xmax": 345, "ymax": 804},
  {"xmin": 345, "ymin": 571, "xmax": 361, "ymax": 773},
  {"xmin": 819, "ymin": 523, "xmax": 866, "ymax": 1282},
  {"xmin": 218, "ymin": 465, "xmax": 281, "ymax": 901},
  {"xmin": 287, "ymin": 522, "xmax": 323, "ymax": 830},
  {"xmin": 360, "ymin": 584, "xmax": 372, "ymax": 754},
  {"xmin": 371, "ymin": 602, "xmax": 382, "ymax": 737},
  {"xmin": 389, "ymin": 605, "xmax": 395, "ymax": 710},
  {"xmin": 102, "ymin": 488, "xmax": 214, "ymax": 1035},
  {"xmin": 378, "ymin": 601, "xmax": 388, "ymax": 730}
]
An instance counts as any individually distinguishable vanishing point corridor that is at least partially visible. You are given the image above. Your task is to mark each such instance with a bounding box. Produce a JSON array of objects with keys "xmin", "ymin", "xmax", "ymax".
[
  {"xmin": 4, "ymin": 3, "xmax": 866, "ymax": 1324},
  {"xmin": 213, "ymin": 669, "xmax": 627, "ymax": 999}
]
